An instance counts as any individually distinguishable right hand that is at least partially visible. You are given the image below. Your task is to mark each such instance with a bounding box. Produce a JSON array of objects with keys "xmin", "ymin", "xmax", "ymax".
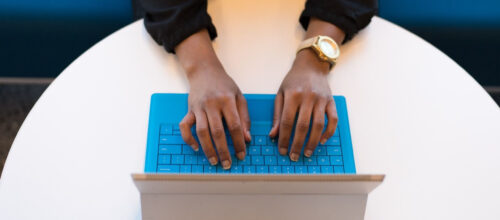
[{"xmin": 175, "ymin": 30, "xmax": 251, "ymax": 170}]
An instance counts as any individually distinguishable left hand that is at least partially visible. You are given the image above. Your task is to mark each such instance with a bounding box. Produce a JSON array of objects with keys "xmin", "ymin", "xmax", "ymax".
[{"xmin": 269, "ymin": 49, "xmax": 338, "ymax": 161}]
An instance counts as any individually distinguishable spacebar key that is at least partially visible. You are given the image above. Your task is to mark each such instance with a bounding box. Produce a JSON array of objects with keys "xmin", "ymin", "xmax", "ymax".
[
  {"xmin": 159, "ymin": 135, "xmax": 185, "ymax": 144},
  {"xmin": 157, "ymin": 165, "xmax": 180, "ymax": 173}
]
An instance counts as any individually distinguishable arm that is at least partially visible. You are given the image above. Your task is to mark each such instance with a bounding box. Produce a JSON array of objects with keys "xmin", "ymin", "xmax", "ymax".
[
  {"xmin": 140, "ymin": 0, "xmax": 250, "ymax": 169},
  {"xmin": 271, "ymin": 0, "xmax": 377, "ymax": 161},
  {"xmin": 300, "ymin": 0, "xmax": 378, "ymax": 43},
  {"xmin": 270, "ymin": 18, "xmax": 344, "ymax": 160},
  {"xmin": 176, "ymin": 30, "xmax": 251, "ymax": 170},
  {"xmin": 139, "ymin": 0, "xmax": 217, "ymax": 53}
]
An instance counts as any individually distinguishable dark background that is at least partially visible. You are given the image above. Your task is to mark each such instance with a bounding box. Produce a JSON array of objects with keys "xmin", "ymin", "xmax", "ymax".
[{"xmin": 0, "ymin": 0, "xmax": 499, "ymax": 86}]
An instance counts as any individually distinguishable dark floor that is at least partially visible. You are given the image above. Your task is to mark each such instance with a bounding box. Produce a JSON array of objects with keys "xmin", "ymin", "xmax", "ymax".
[
  {"xmin": 0, "ymin": 83, "xmax": 499, "ymax": 176},
  {"xmin": 0, "ymin": 83, "xmax": 49, "ymax": 176}
]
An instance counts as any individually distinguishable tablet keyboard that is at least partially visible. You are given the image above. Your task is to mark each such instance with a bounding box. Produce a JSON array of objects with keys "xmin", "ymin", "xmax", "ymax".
[{"xmin": 155, "ymin": 122, "xmax": 345, "ymax": 174}]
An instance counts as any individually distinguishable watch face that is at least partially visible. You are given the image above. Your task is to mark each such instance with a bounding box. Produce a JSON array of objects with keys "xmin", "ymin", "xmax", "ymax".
[{"xmin": 318, "ymin": 38, "xmax": 339, "ymax": 59}]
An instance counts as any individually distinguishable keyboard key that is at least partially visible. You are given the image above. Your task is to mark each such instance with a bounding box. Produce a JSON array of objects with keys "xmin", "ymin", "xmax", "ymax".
[
  {"xmin": 323, "ymin": 137, "xmax": 340, "ymax": 145},
  {"xmin": 267, "ymin": 136, "xmax": 276, "ymax": 145},
  {"xmin": 256, "ymin": 166, "xmax": 268, "ymax": 173},
  {"xmin": 159, "ymin": 145, "xmax": 182, "ymax": 154},
  {"xmin": 171, "ymin": 155, "xmax": 184, "ymax": 164},
  {"xmin": 282, "ymin": 166, "xmax": 294, "ymax": 174},
  {"xmin": 321, "ymin": 166, "xmax": 334, "ymax": 173},
  {"xmin": 334, "ymin": 166, "xmax": 344, "ymax": 173},
  {"xmin": 198, "ymin": 156, "xmax": 210, "ymax": 165},
  {"xmin": 230, "ymin": 165, "xmax": 242, "ymax": 173},
  {"xmin": 159, "ymin": 135, "xmax": 185, "ymax": 145},
  {"xmin": 182, "ymin": 145, "xmax": 196, "ymax": 154},
  {"xmin": 173, "ymin": 129, "xmax": 182, "ymax": 135},
  {"xmin": 262, "ymin": 146, "xmax": 274, "ymax": 155},
  {"xmin": 265, "ymin": 156, "xmax": 277, "ymax": 165},
  {"xmin": 249, "ymin": 146, "xmax": 261, "ymax": 155},
  {"xmin": 308, "ymin": 166, "xmax": 320, "ymax": 174},
  {"xmin": 295, "ymin": 166, "xmax": 307, "ymax": 174},
  {"xmin": 184, "ymin": 155, "xmax": 197, "ymax": 164},
  {"xmin": 204, "ymin": 165, "xmax": 216, "ymax": 173},
  {"xmin": 180, "ymin": 165, "xmax": 191, "ymax": 173},
  {"xmin": 192, "ymin": 165, "xmax": 203, "ymax": 173},
  {"xmin": 291, "ymin": 155, "xmax": 304, "ymax": 165},
  {"xmin": 160, "ymin": 124, "xmax": 173, "ymax": 135},
  {"xmin": 244, "ymin": 166, "xmax": 256, "ymax": 173},
  {"xmin": 314, "ymin": 146, "xmax": 327, "ymax": 155},
  {"xmin": 251, "ymin": 123, "xmax": 272, "ymax": 135},
  {"xmin": 251, "ymin": 156, "xmax": 264, "ymax": 165},
  {"xmin": 317, "ymin": 156, "xmax": 330, "ymax": 165},
  {"xmin": 217, "ymin": 166, "xmax": 231, "ymax": 174},
  {"xmin": 327, "ymin": 146, "xmax": 342, "ymax": 155},
  {"xmin": 304, "ymin": 156, "xmax": 317, "ymax": 165},
  {"xmin": 254, "ymin": 136, "xmax": 266, "ymax": 145},
  {"xmin": 269, "ymin": 166, "xmax": 281, "ymax": 174},
  {"xmin": 158, "ymin": 155, "xmax": 171, "ymax": 164},
  {"xmin": 173, "ymin": 124, "xmax": 180, "ymax": 132},
  {"xmin": 230, "ymin": 153, "xmax": 238, "ymax": 162},
  {"xmin": 278, "ymin": 155, "xmax": 290, "ymax": 165},
  {"xmin": 157, "ymin": 165, "xmax": 179, "ymax": 173},
  {"xmin": 330, "ymin": 156, "xmax": 343, "ymax": 165},
  {"xmin": 238, "ymin": 155, "xmax": 251, "ymax": 165}
]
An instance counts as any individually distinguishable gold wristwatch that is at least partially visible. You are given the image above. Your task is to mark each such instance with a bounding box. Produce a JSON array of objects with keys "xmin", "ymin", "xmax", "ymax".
[{"xmin": 297, "ymin": 35, "xmax": 340, "ymax": 70}]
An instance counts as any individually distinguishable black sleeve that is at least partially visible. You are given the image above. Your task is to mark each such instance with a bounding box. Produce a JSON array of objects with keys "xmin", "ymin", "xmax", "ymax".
[
  {"xmin": 300, "ymin": 0, "xmax": 378, "ymax": 43},
  {"xmin": 139, "ymin": 0, "xmax": 217, "ymax": 53}
]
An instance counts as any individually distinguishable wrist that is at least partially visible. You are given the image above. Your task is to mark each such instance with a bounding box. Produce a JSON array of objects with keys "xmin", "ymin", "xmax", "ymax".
[
  {"xmin": 185, "ymin": 59, "xmax": 226, "ymax": 82},
  {"xmin": 175, "ymin": 29, "xmax": 224, "ymax": 78},
  {"xmin": 293, "ymin": 49, "xmax": 330, "ymax": 75}
]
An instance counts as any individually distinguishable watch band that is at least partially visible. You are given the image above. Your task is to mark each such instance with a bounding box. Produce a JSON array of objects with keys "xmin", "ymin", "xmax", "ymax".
[{"xmin": 296, "ymin": 37, "xmax": 317, "ymax": 54}]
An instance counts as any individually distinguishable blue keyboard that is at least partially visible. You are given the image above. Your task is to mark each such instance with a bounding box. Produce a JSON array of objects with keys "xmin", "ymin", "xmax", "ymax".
[{"xmin": 144, "ymin": 94, "xmax": 356, "ymax": 174}]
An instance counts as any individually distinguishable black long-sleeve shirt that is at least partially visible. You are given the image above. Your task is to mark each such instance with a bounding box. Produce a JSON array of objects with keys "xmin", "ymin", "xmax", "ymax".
[{"xmin": 140, "ymin": 0, "xmax": 378, "ymax": 53}]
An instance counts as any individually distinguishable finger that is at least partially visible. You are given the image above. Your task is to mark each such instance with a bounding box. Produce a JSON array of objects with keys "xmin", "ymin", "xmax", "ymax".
[
  {"xmin": 179, "ymin": 111, "xmax": 199, "ymax": 151},
  {"xmin": 222, "ymin": 98, "xmax": 246, "ymax": 160},
  {"xmin": 320, "ymin": 99, "xmax": 338, "ymax": 144},
  {"xmin": 277, "ymin": 93, "xmax": 300, "ymax": 155},
  {"xmin": 206, "ymin": 108, "xmax": 232, "ymax": 169},
  {"xmin": 236, "ymin": 94, "xmax": 252, "ymax": 142},
  {"xmin": 269, "ymin": 92, "xmax": 284, "ymax": 138},
  {"xmin": 289, "ymin": 98, "xmax": 314, "ymax": 161},
  {"xmin": 195, "ymin": 111, "xmax": 218, "ymax": 166},
  {"xmin": 304, "ymin": 100, "xmax": 327, "ymax": 157}
]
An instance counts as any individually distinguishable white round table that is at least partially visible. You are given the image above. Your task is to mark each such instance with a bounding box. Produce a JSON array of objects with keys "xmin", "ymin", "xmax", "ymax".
[{"xmin": 1, "ymin": 0, "xmax": 499, "ymax": 219}]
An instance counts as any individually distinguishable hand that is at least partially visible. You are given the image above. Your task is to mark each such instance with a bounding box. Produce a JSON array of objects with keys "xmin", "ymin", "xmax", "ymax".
[
  {"xmin": 175, "ymin": 29, "xmax": 251, "ymax": 170},
  {"xmin": 269, "ymin": 49, "xmax": 338, "ymax": 161}
]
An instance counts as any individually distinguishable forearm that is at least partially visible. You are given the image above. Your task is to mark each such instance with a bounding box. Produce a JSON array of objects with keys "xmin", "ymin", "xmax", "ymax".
[{"xmin": 175, "ymin": 29, "xmax": 223, "ymax": 80}]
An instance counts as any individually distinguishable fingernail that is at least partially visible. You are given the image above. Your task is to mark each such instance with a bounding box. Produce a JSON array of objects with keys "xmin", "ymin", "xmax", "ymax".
[
  {"xmin": 237, "ymin": 152, "xmax": 246, "ymax": 160},
  {"xmin": 290, "ymin": 153, "xmax": 299, "ymax": 161},
  {"xmin": 304, "ymin": 150, "xmax": 312, "ymax": 157},
  {"xmin": 279, "ymin": 148, "xmax": 287, "ymax": 155},
  {"xmin": 209, "ymin": 157, "xmax": 218, "ymax": 165},
  {"xmin": 320, "ymin": 139, "xmax": 327, "ymax": 145},
  {"xmin": 246, "ymin": 131, "xmax": 252, "ymax": 141},
  {"xmin": 191, "ymin": 144, "xmax": 199, "ymax": 152},
  {"xmin": 221, "ymin": 160, "xmax": 231, "ymax": 170}
]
